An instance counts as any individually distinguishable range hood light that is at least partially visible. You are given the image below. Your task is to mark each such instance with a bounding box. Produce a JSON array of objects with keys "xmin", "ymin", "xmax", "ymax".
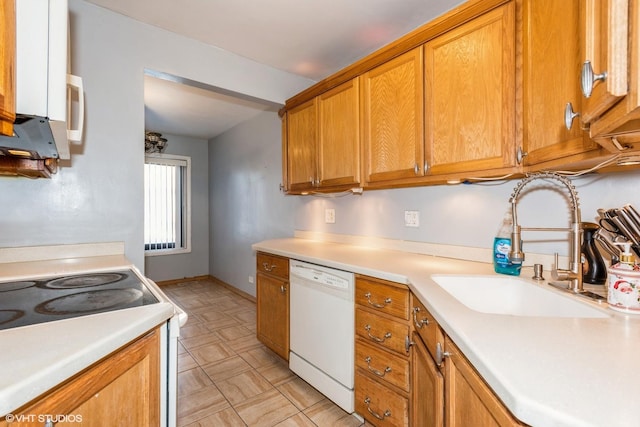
[{"xmin": 7, "ymin": 149, "xmax": 33, "ymax": 158}]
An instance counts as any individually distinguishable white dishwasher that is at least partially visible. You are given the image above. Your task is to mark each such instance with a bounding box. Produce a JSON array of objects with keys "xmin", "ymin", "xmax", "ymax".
[{"xmin": 289, "ymin": 260, "xmax": 355, "ymax": 413}]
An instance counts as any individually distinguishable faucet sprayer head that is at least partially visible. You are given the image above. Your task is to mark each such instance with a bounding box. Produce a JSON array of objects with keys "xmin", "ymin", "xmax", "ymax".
[{"xmin": 507, "ymin": 172, "xmax": 582, "ymax": 270}]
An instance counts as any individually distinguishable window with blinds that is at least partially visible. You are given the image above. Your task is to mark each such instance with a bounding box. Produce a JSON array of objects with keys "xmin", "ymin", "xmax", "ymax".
[{"xmin": 144, "ymin": 154, "xmax": 191, "ymax": 255}]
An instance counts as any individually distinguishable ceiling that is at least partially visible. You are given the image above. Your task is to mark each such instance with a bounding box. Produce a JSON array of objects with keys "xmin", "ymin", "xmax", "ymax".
[{"xmin": 85, "ymin": 0, "xmax": 464, "ymax": 140}]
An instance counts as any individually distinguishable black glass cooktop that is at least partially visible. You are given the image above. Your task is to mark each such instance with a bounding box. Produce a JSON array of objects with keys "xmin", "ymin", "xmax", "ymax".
[{"xmin": 0, "ymin": 269, "xmax": 159, "ymax": 330}]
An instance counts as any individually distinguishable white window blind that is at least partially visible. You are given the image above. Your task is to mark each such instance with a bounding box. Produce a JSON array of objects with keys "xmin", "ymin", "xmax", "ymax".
[{"xmin": 144, "ymin": 154, "xmax": 191, "ymax": 255}]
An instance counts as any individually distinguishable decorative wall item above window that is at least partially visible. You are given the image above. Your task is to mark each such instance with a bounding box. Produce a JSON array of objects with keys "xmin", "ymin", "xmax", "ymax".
[{"xmin": 145, "ymin": 131, "xmax": 167, "ymax": 153}]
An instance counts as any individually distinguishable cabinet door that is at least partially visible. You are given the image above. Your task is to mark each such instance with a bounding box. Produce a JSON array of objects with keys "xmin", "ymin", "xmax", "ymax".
[
  {"xmin": 522, "ymin": 0, "xmax": 600, "ymax": 165},
  {"xmin": 411, "ymin": 333, "xmax": 444, "ymax": 427},
  {"xmin": 0, "ymin": 0, "xmax": 15, "ymax": 137},
  {"xmin": 445, "ymin": 337, "xmax": 524, "ymax": 427},
  {"xmin": 1, "ymin": 329, "xmax": 160, "ymax": 427},
  {"xmin": 580, "ymin": 0, "xmax": 629, "ymax": 124},
  {"xmin": 361, "ymin": 47, "xmax": 424, "ymax": 185},
  {"xmin": 286, "ymin": 99, "xmax": 317, "ymax": 192},
  {"xmin": 318, "ymin": 79, "xmax": 360, "ymax": 188},
  {"xmin": 424, "ymin": 2, "xmax": 516, "ymax": 175},
  {"xmin": 256, "ymin": 272, "xmax": 289, "ymax": 360}
]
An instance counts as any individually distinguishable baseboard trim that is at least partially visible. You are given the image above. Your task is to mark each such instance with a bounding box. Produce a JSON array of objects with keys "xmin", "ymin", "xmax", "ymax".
[
  {"xmin": 154, "ymin": 275, "xmax": 211, "ymax": 286},
  {"xmin": 209, "ymin": 275, "xmax": 256, "ymax": 303},
  {"xmin": 156, "ymin": 274, "xmax": 256, "ymax": 303}
]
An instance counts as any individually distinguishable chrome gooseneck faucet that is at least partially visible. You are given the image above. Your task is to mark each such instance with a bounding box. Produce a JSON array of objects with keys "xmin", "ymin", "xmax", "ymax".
[{"xmin": 508, "ymin": 172, "xmax": 583, "ymax": 292}]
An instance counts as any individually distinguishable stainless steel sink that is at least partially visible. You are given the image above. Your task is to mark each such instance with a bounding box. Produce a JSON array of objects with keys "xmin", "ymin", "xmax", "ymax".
[{"xmin": 431, "ymin": 275, "xmax": 609, "ymax": 318}]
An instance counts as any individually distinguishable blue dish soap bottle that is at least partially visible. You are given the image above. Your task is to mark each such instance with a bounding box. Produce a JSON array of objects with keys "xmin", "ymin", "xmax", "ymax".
[{"xmin": 493, "ymin": 207, "xmax": 522, "ymax": 276}]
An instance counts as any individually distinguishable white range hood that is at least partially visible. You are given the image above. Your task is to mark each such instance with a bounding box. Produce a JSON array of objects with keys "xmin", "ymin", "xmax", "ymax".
[{"xmin": 1, "ymin": 0, "xmax": 84, "ymax": 161}]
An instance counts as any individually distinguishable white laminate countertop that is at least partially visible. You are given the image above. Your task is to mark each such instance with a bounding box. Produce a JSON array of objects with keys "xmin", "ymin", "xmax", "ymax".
[
  {"xmin": 0, "ymin": 253, "xmax": 177, "ymax": 417},
  {"xmin": 0, "ymin": 303, "xmax": 174, "ymax": 417},
  {"xmin": 253, "ymin": 237, "xmax": 640, "ymax": 427}
]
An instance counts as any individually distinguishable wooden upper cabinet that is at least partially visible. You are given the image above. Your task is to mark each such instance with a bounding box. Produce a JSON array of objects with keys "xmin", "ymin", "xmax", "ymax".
[
  {"xmin": 584, "ymin": 0, "xmax": 640, "ymax": 153},
  {"xmin": 0, "ymin": 0, "xmax": 16, "ymax": 137},
  {"xmin": 361, "ymin": 47, "xmax": 424, "ymax": 185},
  {"xmin": 580, "ymin": 0, "xmax": 629, "ymax": 125},
  {"xmin": 424, "ymin": 2, "xmax": 516, "ymax": 176},
  {"xmin": 286, "ymin": 98, "xmax": 317, "ymax": 192},
  {"xmin": 521, "ymin": 0, "xmax": 600, "ymax": 166},
  {"xmin": 318, "ymin": 79, "xmax": 360, "ymax": 188}
]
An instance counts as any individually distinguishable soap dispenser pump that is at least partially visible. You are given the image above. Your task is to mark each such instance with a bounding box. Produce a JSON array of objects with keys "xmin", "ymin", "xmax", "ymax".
[{"xmin": 607, "ymin": 242, "xmax": 640, "ymax": 313}]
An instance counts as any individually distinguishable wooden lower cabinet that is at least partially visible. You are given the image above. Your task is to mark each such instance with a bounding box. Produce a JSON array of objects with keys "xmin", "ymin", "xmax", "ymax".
[
  {"xmin": 411, "ymin": 332, "xmax": 444, "ymax": 427},
  {"xmin": 0, "ymin": 328, "xmax": 160, "ymax": 427},
  {"xmin": 444, "ymin": 337, "xmax": 526, "ymax": 427},
  {"xmin": 256, "ymin": 252, "xmax": 289, "ymax": 360},
  {"xmin": 411, "ymin": 293, "xmax": 527, "ymax": 427},
  {"xmin": 355, "ymin": 369, "xmax": 409, "ymax": 427},
  {"xmin": 354, "ymin": 275, "xmax": 411, "ymax": 427}
]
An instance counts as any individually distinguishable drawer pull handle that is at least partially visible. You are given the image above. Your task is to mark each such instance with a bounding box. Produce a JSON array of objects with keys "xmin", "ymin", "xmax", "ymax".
[
  {"xmin": 364, "ymin": 356, "xmax": 391, "ymax": 377},
  {"xmin": 364, "ymin": 397, "xmax": 391, "ymax": 420},
  {"xmin": 262, "ymin": 262, "xmax": 277, "ymax": 272},
  {"xmin": 364, "ymin": 292, "xmax": 391, "ymax": 308},
  {"xmin": 412, "ymin": 306, "xmax": 429, "ymax": 329},
  {"xmin": 364, "ymin": 324, "xmax": 391, "ymax": 343}
]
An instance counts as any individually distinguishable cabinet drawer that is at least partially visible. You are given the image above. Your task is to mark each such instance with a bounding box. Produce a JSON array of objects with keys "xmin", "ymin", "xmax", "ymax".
[
  {"xmin": 356, "ymin": 339, "xmax": 409, "ymax": 392},
  {"xmin": 411, "ymin": 294, "xmax": 445, "ymax": 363},
  {"xmin": 355, "ymin": 370, "xmax": 409, "ymax": 427},
  {"xmin": 256, "ymin": 252, "xmax": 289, "ymax": 280},
  {"xmin": 356, "ymin": 276, "xmax": 409, "ymax": 320},
  {"xmin": 356, "ymin": 308, "xmax": 410, "ymax": 355}
]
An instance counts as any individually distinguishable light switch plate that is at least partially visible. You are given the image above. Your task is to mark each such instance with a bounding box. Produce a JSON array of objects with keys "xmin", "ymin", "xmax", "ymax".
[
  {"xmin": 325, "ymin": 208, "xmax": 336, "ymax": 224},
  {"xmin": 404, "ymin": 210, "xmax": 420, "ymax": 227}
]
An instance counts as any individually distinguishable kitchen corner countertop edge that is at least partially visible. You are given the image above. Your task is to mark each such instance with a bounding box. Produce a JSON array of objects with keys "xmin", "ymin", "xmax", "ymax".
[
  {"xmin": 253, "ymin": 237, "xmax": 640, "ymax": 427},
  {"xmin": 0, "ymin": 303, "xmax": 174, "ymax": 417}
]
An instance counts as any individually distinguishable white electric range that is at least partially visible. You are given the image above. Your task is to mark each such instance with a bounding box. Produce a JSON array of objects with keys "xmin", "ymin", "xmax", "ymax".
[{"xmin": 0, "ymin": 242, "xmax": 187, "ymax": 426}]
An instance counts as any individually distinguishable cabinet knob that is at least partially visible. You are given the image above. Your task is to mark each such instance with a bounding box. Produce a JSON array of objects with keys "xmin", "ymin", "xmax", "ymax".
[
  {"xmin": 280, "ymin": 285, "xmax": 286, "ymax": 293},
  {"xmin": 436, "ymin": 342, "xmax": 450, "ymax": 367},
  {"xmin": 414, "ymin": 163, "xmax": 420, "ymax": 175},
  {"xmin": 564, "ymin": 102, "xmax": 580, "ymax": 130},
  {"xmin": 405, "ymin": 335, "xmax": 414, "ymax": 353},
  {"xmin": 581, "ymin": 60, "xmax": 607, "ymax": 98},
  {"xmin": 516, "ymin": 146, "xmax": 528, "ymax": 165}
]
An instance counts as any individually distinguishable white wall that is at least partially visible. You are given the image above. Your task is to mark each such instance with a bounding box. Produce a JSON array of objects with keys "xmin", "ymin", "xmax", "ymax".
[
  {"xmin": 144, "ymin": 133, "xmax": 209, "ymax": 282},
  {"xmin": 209, "ymin": 107, "xmax": 640, "ymax": 296},
  {"xmin": 209, "ymin": 111, "xmax": 302, "ymax": 295},
  {"xmin": 0, "ymin": 0, "xmax": 313, "ymax": 271},
  {"xmin": 294, "ymin": 170, "xmax": 640, "ymax": 258}
]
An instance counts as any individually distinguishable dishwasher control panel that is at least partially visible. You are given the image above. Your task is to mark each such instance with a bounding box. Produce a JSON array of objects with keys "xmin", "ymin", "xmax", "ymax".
[{"xmin": 290, "ymin": 261, "xmax": 353, "ymax": 290}]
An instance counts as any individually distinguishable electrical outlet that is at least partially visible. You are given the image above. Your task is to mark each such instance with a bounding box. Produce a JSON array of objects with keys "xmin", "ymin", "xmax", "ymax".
[
  {"xmin": 248, "ymin": 275, "xmax": 254, "ymax": 284},
  {"xmin": 325, "ymin": 208, "xmax": 336, "ymax": 224},
  {"xmin": 404, "ymin": 210, "xmax": 420, "ymax": 227}
]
